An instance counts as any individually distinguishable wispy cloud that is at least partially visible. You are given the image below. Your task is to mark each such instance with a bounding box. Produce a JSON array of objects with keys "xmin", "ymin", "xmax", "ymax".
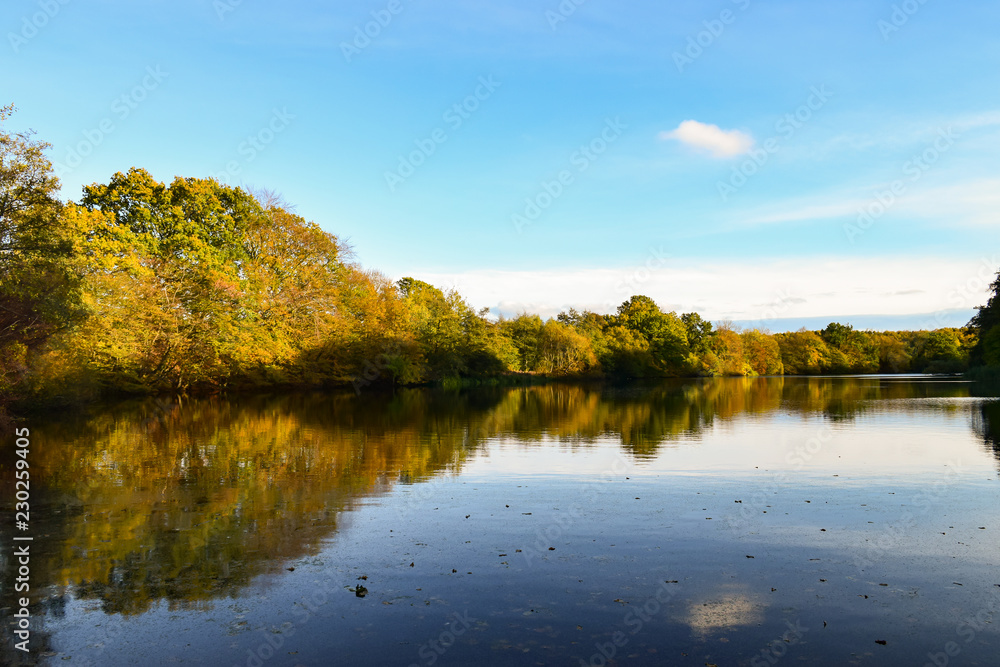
[
  {"xmin": 737, "ymin": 178, "xmax": 1000, "ymax": 228},
  {"xmin": 795, "ymin": 109, "xmax": 1000, "ymax": 161},
  {"xmin": 660, "ymin": 120, "xmax": 754, "ymax": 158},
  {"xmin": 738, "ymin": 199, "xmax": 866, "ymax": 226},
  {"xmin": 899, "ymin": 179, "xmax": 1000, "ymax": 226}
]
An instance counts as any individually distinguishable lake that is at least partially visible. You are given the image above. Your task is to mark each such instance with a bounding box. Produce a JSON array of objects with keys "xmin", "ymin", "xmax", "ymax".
[{"xmin": 2, "ymin": 376, "xmax": 999, "ymax": 666}]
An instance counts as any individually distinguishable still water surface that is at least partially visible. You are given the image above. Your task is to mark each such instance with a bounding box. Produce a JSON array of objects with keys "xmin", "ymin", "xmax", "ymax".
[{"xmin": 2, "ymin": 377, "xmax": 999, "ymax": 666}]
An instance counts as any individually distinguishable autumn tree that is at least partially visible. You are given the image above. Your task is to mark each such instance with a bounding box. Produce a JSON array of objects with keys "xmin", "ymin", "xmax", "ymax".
[
  {"xmin": 74, "ymin": 169, "xmax": 261, "ymax": 389},
  {"xmin": 741, "ymin": 329, "xmax": 783, "ymax": 376},
  {"xmin": 58, "ymin": 169, "xmax": 356, "ymax": 392},
  {"xmin": 536, "ymin": 319, "xmax": 597, "ymax": 374},
  {"xmin": 708, "ymin": 325, "xmax": 747, "ymax": 376},
  {"xmin": 775, "ymin": 329, "xmax": 830, "ymax": 374},
  {"xmin": 873, "ymin": 332, "xmax": 911, "ymax": 373},
  {"xmin": 0, "ymin": 105, "xmax": 86, "ymax": 398}
]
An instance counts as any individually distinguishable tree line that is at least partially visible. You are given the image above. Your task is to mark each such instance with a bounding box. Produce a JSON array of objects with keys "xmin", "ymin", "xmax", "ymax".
[{"xmin": 0, "ymin": 107, "xmax": 991, "ymax": 410}]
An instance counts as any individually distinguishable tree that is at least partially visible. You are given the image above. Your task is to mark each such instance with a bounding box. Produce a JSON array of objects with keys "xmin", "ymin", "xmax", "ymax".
[
  {"xmin": 74, "ymin": 170, "xmax": 265, "ymax": 389},
  {"xmin": 911, "ymin": 329, "xmax": 966, "ymax": 373},
  {"xmin": 0, "ymin": 105, "xmax": 86, "ymax": 397},
  {"xmin": 775, "ymin": 329, "xmax": 830, "ymax": 375},
  {"xmin": 841, "ymin": 330, "xmax": 879, "ymax": 373},
  {"xmin": 873, "ymin": 332, "xmax": 911, "ymax": 373},
  {"xmin": 682, "ymin": 312, "xmax": 713, "ymax": 354},
  {"xmin": 818, "ymin": 323, "xmax": 879, "ymax": 373},
  {"xmin": 600, "ymin": 323, "xmax": 654, "ymax": 377},
  {"xmin": 615, "ymin": 296, "xmax": 690, "ymax": 373},
  {"xmin": 536, "ymin": 319, "xmax": 596, "ymax": 374},
  {"xmin": 499, "ymin": 313, "xmax": 544, "ymax": 372},
  {"xmin": 397, "ymin": 278, "xmax": 505, "ymax": 379},
  {"xmin": 709, "ymin": 325, "xmax": 747, "ymax": 376},
  {"xmin": 63, "ymin": 170, "xmax": 355, "ymax": 391},
  {"xmin": 821, "ymin": 322, "xmax": 853, "ymax": 349},
  {"xmin": 558, "ymin": 309, "xmax": 610, "ymax": 363},
  {"xmin": 741, "ymin": 329, "xmax": 783, "ymax": 376},
  {"xmin": 969, "ymin": 269, "xmax": 1000, "ymax": 367}
]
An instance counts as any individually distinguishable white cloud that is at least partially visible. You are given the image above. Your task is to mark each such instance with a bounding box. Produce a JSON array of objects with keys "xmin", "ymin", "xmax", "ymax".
[
  {"xmin": 403, "ymin": 256, "xmax": 995, "ymax": 329},
  {"xmin": 660, "ymin": 120, "xmax": 754, "ymax": 158}
]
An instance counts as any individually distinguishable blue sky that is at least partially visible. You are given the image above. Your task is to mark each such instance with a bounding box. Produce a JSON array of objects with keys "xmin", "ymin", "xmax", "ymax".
[{"xmin": 3, "ymin": 0, "xmax": 999, "ymax": 330}]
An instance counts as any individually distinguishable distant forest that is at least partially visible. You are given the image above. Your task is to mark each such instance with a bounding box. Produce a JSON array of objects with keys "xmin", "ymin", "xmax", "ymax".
[{"xmin": 3, "ymin": 106, "xmax": 999, "ymax": 412}]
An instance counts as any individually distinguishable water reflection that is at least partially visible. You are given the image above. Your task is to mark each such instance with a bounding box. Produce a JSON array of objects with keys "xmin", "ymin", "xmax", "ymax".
[
  {"xmin": 685, "ymin": 587, "xmax": 764, "ymax": 637},
  {"xmin": 8, "ymin": 390, "xmax": 496, "ymax": 617},
  {"xmin": 0, "ymin": 376, "xmax": 994, "ymax": 635},
  {"xmin": 972, "ymin": 398, "xmax": 1000, "ymax": 469}
]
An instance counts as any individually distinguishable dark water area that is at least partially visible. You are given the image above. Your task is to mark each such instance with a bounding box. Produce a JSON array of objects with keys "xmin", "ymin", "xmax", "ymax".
[{"xmin": 1, "ymin": 377, "xmax": 999, "ymax": 666}]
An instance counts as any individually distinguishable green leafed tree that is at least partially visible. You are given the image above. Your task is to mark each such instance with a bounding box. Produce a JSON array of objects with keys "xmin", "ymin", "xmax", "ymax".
[
  {"xmin": 969, "ymin": 269, "xmax": 1000, "ymax": 368},
  {"xmin": 0, "ymin": 105, "xmax": 86, "ymax": 399},
  {"xmin": 615, "ymin": 295, "xmax": 690, "ymax": 374},
  {"xmin": 397, "ymin": 277, "xmax": 506, "ymax": 379}
]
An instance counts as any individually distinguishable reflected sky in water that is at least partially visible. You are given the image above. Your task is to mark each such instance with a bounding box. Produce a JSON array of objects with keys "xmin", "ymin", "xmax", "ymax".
[{"xmin": 1, "ymin": 377, "xmax": 998, "ymax": 666}]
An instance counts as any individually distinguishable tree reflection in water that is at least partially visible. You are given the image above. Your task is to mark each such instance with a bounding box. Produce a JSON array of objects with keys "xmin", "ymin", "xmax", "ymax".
[
  {"xmin": 972, "ymin": 398, "xmax": 1000, "ymax": 470},
  {"xmin": 0, "ymin": 376, "xmax": 990, "ymax": 627}
]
